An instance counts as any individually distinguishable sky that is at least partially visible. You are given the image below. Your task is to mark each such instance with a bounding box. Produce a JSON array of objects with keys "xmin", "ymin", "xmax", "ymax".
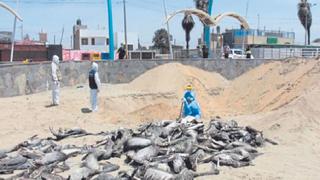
[{"xmin": 1, "ymin": 0, "xmax": 320, "ymax": 49}]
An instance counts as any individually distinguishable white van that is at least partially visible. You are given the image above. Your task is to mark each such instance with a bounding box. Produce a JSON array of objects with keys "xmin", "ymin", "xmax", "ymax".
[{"xmin": 224, "ymin": 49, "xmax": 254, "ymax": 59}]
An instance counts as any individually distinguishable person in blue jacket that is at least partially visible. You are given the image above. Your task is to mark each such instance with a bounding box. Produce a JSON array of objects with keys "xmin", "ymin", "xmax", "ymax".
[
  {"xmin": 183, "ymin": 96, "xmax": 201, "ymax": 120},
  {"xmin": 182, "ymin": 85, "xmax": 201, "ymax": 120}
]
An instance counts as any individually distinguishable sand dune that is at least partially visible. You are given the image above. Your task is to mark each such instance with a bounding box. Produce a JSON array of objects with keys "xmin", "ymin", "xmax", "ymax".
[{"xmin": 216, "ymin": 59, "xmax": 320, "ymax": 115}]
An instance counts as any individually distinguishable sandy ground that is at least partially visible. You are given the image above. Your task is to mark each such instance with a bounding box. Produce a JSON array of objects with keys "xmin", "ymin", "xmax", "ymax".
[{"xmin": 0, "ymin": 59, "xmax": 320, "ymax": 179}]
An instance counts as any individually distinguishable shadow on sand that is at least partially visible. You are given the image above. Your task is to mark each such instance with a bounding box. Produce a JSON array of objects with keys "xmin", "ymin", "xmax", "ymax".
[
  {"xmin": 45, "ymin": 104, "xmax": 58, "ymax": 108},
  {"xmin": 81, "ymin": 108, "xmax": 92, "ymax": 114}
]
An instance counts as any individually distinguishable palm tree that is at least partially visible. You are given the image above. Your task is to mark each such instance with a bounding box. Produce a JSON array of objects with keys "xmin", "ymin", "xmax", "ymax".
[
  {"xmin": 194, "ymin": 0, "xmax": 209, "ymax": 43},
  {"xmin": 194, "ymin": 0, "xmax": 209, "ymax": 13},
  {"xmin": 298, "ymin": 0, "xmax": 312, "ymax": 45},
  {"xmin": 182, "ymin": 13, "xmax": 195, "ymax": 57}
]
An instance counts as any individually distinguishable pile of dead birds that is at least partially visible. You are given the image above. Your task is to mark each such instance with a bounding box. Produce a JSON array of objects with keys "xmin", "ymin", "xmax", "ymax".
[{"xmin": 0, "ymin": 117, "xmax": 277, "ymax": 180}]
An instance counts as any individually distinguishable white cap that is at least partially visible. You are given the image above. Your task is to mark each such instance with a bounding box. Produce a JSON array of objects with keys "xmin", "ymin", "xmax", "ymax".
[{"xmin": 52, "ymin": 55, "xmax": 60, "ymax": 64}]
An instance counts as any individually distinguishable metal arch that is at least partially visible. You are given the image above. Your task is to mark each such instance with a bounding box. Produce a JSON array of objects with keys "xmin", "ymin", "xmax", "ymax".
[
  {"xmin": 0, "ymin": 2, "xmax": 23, "ymax": 21},
  {"xmin": 213, "ymin": 12, "xmax": 249, "ymax": 29},
  {"xmin": 166, "ymin": 9, "xmax": 216, "ymax": 26},
  {"xmin": 166, "ymin": 9, "xmax": 249, "ymax": 29}
]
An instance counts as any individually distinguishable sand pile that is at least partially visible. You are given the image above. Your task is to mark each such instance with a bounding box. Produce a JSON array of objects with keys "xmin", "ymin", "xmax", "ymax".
[
  {"xmin": 128, "ymin": 63, "xmax": 228, "ymax": 95},
  {"xmin": 223, "ymin": 77, "xmax": 320, "ymax": 180},
  {"xmin": 104, "ymin": 63, "xmax": 229, "ymax": 121},
  {"xmin": 214, "ymin": 59, "xmax": 320, "ymax": 115}
]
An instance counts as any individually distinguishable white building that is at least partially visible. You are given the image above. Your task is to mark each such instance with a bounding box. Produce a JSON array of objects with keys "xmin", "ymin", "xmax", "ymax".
[
  {"xmin": 73, "ymin": 19, "xmax": 109, "ymax": 52},
  {"xmin": 73, "ymin": 19, "xmax": 139, "ymax": 52},
  {"xmin": 78, "ymin": 29, "xmax": 109, "ymax": 52}
]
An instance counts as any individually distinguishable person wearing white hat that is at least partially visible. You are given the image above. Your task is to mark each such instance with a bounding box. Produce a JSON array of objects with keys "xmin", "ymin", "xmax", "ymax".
[
  {"xmin": 88, "ymin": 62, "xmax": 101, "ymax": 112},
  {"xmin": 51, "ymin": 55, "xmax": 62, "ymax": 106}
]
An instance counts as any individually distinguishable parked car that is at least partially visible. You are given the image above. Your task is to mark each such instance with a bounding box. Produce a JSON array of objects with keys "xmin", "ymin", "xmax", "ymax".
[{"xmin": 223, "ymin": 49, "xmax": 254, "ymax": 59}]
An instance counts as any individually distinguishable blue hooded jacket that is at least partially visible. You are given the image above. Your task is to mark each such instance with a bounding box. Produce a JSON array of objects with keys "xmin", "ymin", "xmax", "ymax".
[
  {"xmin": 183, "ymin": 99, "xmax": 201, "ymax": 120},
  {"xmin": 184, "ymin": 90, "xmax": 196, "ymax": 101}
]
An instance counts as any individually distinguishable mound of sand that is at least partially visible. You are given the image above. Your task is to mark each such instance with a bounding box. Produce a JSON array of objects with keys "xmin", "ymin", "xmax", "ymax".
[
  {"xmin": 214, "ymin": 59, "xmax": 320, "ymax": 115},
  {"xmin": 223, "ymin": 78, "xmax": 320, "ymax": 180},
  {"xmin": 128, "ymin": 62, "xmax": 229, "ymax": 95},
  {"xmin": 104, "ymin": 63, "xmax": 229, "ymax": 120}
]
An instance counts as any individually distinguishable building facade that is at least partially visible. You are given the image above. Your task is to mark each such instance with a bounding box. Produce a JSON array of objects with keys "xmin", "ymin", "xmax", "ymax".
[
  {"xmin": 0, "ymin": 31, "xmax": 12, "ymax": 43},
  {"xmin": 222, "ymin": 29, "xmax": 295, "ymax": 48},
  {"xmin": 38, "ymin": 32, "xmax": 48, "ymax": 43},
  {"xmin": 0, "ymin": 43, "xmax": 62, "ymax": 62},
  {"xmin": 73, "ymin": 19, "xmax": 109, "ymax": 52}
]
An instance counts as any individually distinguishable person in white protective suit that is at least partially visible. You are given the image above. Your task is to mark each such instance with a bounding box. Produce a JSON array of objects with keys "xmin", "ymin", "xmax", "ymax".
[
  {"xmin": 51, "ymin": 55, "xmax": 62, "ymax": 106},
  {"xmin": 88, "ymin": 62, "xmax": 101, "ymax": 112}
]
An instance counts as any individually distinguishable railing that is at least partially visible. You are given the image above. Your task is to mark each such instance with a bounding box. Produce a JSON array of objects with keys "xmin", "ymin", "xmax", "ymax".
[
  {"xmin": 251, "ymin": 47, "xmax": 320, "ymax": 59},
  {"xmin": 173, "ymin": 47, "xmax": 320, "ymax": 59},
  {"xmin": 2, "ymin": 47, "xmax": 319, "ymax": 64}
]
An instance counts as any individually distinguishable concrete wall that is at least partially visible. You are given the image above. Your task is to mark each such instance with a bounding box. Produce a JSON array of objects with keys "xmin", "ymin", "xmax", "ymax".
[
  {"xmin": 0, "ymin": 61, "xmax": 90, "ymax": 97},
  {"xmin": 0, "ymin": 59, "xmax": 270, "ymax": 97}
]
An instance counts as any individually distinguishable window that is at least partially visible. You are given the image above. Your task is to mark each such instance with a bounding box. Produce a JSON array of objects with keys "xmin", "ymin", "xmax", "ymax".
[
  {"xmin": 234, "ymin": 50, "xmax": 243, "ymax": 55},
  {"xmin": 128, "ymin": 44, "xmax": 134, "ymax": 51},
  {"xmin": 106, "ymin": 38, "xmax": 109, "ymax": 45},
  {"xmin": 81, "ymin": 38, "xmax": 88, "ymax": 45},
  {"xmin": 95, "ymin": 38, "xmax": 105, "ymax": 45},
  {"xmin": 91, "ymin": 38, "xmax": 95, "ymax": 45}
]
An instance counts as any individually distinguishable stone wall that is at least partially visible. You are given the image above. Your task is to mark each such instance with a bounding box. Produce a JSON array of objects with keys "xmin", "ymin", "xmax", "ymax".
[{"xmin": 0, "ymin": 59, "xmax": 270, "ymax": 97}]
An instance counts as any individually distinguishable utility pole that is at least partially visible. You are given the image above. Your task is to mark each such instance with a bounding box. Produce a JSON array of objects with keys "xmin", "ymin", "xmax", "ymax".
[
  {"xmin": 9, "ymin": 0, "xmax": 19, "ymax": 62},
  {"xmin": 162, "ymin": 0, "xmax": 173, "ymax": 59},
  {"xmin": 123, "ymin": 0, "xmax": 129, "ymax": 59},
  {"xmin": 10, "ymin": 17, "xmax": 17, "ymax": 63},
  {"xmin": 241, "ymin": 0, "xmax": 249, "ymax": 50},
  {"xmin": 16, "ymin": 0, "xmax": 23, "ymax": 41},
  {"xmin": 60, "ymin": 26, "xmax": 64, "ymax": 45},
  {"xmin": 107, "ymin": 0, "xmax": 115, "ymax": 60},
  {"xmin": 257, "ymin": 14, "xmax": 260, "ymax": 30},
  {"xmin": 18, "ymin": 0, "xmax": 23, "ymax": 41},
  {"xmin": 70, "ymin": 35, "xmax": 73, "ymax": 49},
  {"xmin": 20, "ymin": 25, "xmax": 23, "ymax": 40}
]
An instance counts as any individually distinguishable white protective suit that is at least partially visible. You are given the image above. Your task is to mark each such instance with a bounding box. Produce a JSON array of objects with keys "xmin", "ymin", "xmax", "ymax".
[
  {"xmin": 51, "ymin": 55, "xmax": 61, "ymax": 105},
  {"xmin": 89, "ymin": 62, "xmax": 101, "ymax": 112}
]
